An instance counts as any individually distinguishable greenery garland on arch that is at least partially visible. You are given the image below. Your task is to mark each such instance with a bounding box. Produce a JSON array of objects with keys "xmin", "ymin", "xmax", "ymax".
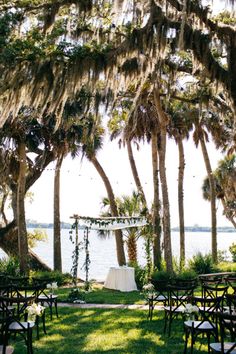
[
  {"xmin": 69, "ymin": 215, "xmax": 148, "ymax": 286},
  {"xmin": 71, "ymin": 215, "xmax": 148, "ymax": 230}
]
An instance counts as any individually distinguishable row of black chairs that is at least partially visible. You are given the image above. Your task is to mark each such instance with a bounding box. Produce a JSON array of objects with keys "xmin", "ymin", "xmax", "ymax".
[
  {"xmin": 148, "ymin": 274, "xmax": 236, "ymax": 320},
  {"xmin": 0, "ymin": 276, "xmax": 59, "ymax": 353},
  {"xmin": 147, "ymin": 274, "xmax": 236, "ymax": 353}
]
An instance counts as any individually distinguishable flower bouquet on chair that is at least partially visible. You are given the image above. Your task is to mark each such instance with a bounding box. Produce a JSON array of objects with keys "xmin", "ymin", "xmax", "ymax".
[
  {"xmin": 184, "ymin": 303, "xmax": 199, "ymax": 321},
  {"xmin": 46, "ymin": 282, "xmax": 58, "ymax": 296},
  {"xmin": 142, "ymin": 283, "xmax": 156, "ymax": 301},
  {"xmin": 26, "ymin": 303, "xmax": 45, "ymax": 323}
]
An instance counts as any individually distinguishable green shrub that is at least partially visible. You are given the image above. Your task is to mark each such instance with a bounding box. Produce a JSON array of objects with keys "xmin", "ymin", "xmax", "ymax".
[
  {"xmin": 174, "ymin": 269, "xmax": 197, "ymax": 281},
  {"xmin": 151, "ymin": 269, "xmax": 172, "ymax": 282},
  {"xmin": 28, "ymin": 229, "xmax": 48, "ymax": 248},
  {"xmin": 67, "ymin": 288, "xmax": 85, "ymax": 303},
  {"xmin": 30, "ymin": 270, "xmax": 72, "ymax": 286},
  {"xmin": 134, "ymin": 265, "xmax": 147, "ymax": 290},
  {"xmin": 217, "ymin": 250, "xmax": 228, "ymax": 262},
  {"xmin": 229, "ymin": 243, "xmax": 236, "ymax": 262},
  {"xmin": 218, "ymin": 261, "xmax": 236, "ymax": 272},
  {"xmin": 0, "ymin": 257, "xmax": 20, "ymax": 276},
  {"xmin": 188, "ymin": 252, "xmax": 218, "ymax": 274}
]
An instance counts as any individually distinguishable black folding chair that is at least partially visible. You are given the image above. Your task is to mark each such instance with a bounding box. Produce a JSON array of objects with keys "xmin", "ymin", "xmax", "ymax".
[
  {"xmin": 33, "ymin": 279, "xmax": 58, "ymax": 320},
  {"xmin": 164, "ymin": 281, "xmax": 195, "ymax": 336},
  {"xmin": 148, "ymin": 279, "xmax": 169, "ymax": 320},
  {"xmin": 10, "ymin": 285, "xmax": 46, "ymax": 340},
  {"xmin": 184, "ymin": 284, "xmax": 228, "ymax": 354},
  {"xmin": 210, "ymin": 312, "xmax": 236, "ymax": 353},
  {"xmin": 0, "ymin": 296, "xmax": 35, "ymax": 354}
]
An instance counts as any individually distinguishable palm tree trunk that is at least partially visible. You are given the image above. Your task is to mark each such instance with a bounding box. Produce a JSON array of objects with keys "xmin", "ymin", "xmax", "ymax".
[
  {"xmin": 126, "ymin": 138, "xmax": 147, "ymax": 205},
  {"xmin": 17, "ymin": 142, "xmax": 29, "ymax": 274},
  {"xmin": 91, "ymin": 156, "xmax": 126, "ymax": 265},
  {"xmin": 151, "ymin": 132, "xmax": 162, "ymax": 270},
  {"xmin": 154, "ymin": 87, "xmax": 173, "ymax": 272},
  {"xmin": 53, "ymin": 154, "xmax": 63, "ymax": 272},
  {"xmin": 200, "ymin": 138, "xmax": 217, "ymax": 263},
  {"xmin": 127, "ymin": 230, "xmax": 137, "ymax": 264},
  {"xmin": 177, "ymin": 137, "xmax": 185, "ymax": 267}
]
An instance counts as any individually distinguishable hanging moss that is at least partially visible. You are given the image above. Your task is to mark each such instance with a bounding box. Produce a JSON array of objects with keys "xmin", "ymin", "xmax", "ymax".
[
  {"xmin": 120, "ymin": 57, "xmax": 139, "ymax": 74},
  {"xmin": 43, "ymin": 3, "xmax": 60, "ymax": 32}
]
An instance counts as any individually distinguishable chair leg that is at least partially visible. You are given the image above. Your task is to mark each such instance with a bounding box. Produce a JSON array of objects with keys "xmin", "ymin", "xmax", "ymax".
[
  {"xmin": 36, "ymin": 316, "xmax": 39, "ymax": 340},
  {"xmin": 148, "ymin": 300, "xmax": 153, "ymax": 320},
  {"xmin": 207, "ymin": 333, "xmax": 211, "ymax": 354},
  {"xmin": 27, "ymin": 328, "xmax": 33, "ymax": 354},
  {"xmin": 55, "ymin": 300, "xmax": 58, "ymax": 318},
  {"xmin": 49, "ymin": 303, "xmax": 53, "ymax": 320},
  {"xmin": 190, "ymin": 332, "xmax": 194, "ymax": 354},
  {"xmin": 163, "ymin": 311, "xmax": 168, "ymax": 334},
  {"xmin": 42, "ymin": 312, "xmax": 47, "ymax": 334},
  {"xmin": 183, "ymin": 328, "xmax": 189, "ymax": 354},
  {"xmin": 168, "ymin": 314, "xmax": 173, "ymax": 337}
]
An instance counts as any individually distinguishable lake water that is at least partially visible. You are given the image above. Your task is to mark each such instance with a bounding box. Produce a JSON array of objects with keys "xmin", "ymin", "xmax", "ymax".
[{"xmin": 26, "ymin": 228, "xmax": 236, "ymax": 281}]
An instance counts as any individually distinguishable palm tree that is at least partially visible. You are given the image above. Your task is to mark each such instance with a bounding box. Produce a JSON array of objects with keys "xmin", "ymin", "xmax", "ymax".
[
  {"xmin": 203, "ymin": 154, "xmax": 236, "ymax": 228},
  {"xmin": 192, "ymin": 111, "xmax": 217, "ymax": 262},
  {"xmin": 124, "ymin": 95, "xmax": 162, "ymax": 270},
  {"xmin": 108, "ymin": 109, "xmax": 148, "ymax": 207},
  {"xmin": 167, "ymin": 102, "xmax": 192, "ymax": 266},
  {"xmin": 44, "ymin": 109, "xmax": 84, "ymax": 272},
  {"xmin": 153, "ymin": 86, "xmax": 173, "ymax": 272},
  {"xmin": 100, "ymin": 191, "xmax": 144, "ymax": 265},
  {"xmin": 82, "ymin": 114, "xmax": 126, "ymax": 265}
]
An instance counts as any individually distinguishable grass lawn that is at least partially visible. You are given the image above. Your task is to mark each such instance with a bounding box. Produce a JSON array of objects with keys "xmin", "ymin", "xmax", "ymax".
[
  {"xmin": 12, "ymin": 307, "xmax": 209, "ymax": 354},
  {"xmin": 57, "ymin": 283, "xmax": 144, "ymax": 304}
]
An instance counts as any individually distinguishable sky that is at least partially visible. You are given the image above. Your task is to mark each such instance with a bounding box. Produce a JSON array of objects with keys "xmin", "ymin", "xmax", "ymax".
[{"xmin": 25, "ymin": 134, "xmax": 232, "ymax": 228}]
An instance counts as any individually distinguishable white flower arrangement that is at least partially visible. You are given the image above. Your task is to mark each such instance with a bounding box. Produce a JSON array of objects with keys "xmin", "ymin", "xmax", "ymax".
[
  {"xmin": 143, "ymin": 283, "xmax": 155, "ymax": 292},
  {"xmin": 142, "ymin": 283, "xmax": 156, "ymax": 298},
  {"xmin": 46, "ymin": 282, "xmax": 58, "ymax": 290},
  {"xmin": 26, "ymin": 303, "xmax": 45, "ymax": 322},
  {"xmin": 184, "ymin": 303, "xmax": 199, "ymax": 314}
]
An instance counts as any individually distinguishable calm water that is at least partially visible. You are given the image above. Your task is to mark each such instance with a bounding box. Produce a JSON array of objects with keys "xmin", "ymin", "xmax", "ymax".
[
  {"xmin": 0, "ymin": 228, "xmax": 234, "ymax": 281},
  {"xmin": 28, "ymin": 228, "xmax": 236, "ymax": 281}
]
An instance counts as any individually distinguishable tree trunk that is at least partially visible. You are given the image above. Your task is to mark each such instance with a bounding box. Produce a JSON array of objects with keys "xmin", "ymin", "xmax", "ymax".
[
  {"xmin": 200, "ymin": 138, "xmax": 217, "ymax": 263},
  {"xmin": 154, "ymin": 87, "xmax": 173, "ymax": 272},
  {"xmin": 177, "ymin": 137, "xmax": 185, "ymax": 267},
  {"xmin": 127, "ymin": 230, "xmax": 137, "ymax": 264},
  {"xmin": 0, "ymin": 187, "xmax": 8, "ymax": 226},
  {"xmin": 17, "ymin": 142, "xmax": 29, "ymax": 274},
  {"xmin": 151, "ymin": 132, "xmax": 162, "ymax": 270},
  {"xmin": 0, "ymin": 221, "xmax": 51, "ymax": 271},
  {"xmin": 126, "ymin": 138, "xmax": 147, "ymax": 206},
  {"xmin": 53, "ymin": 154, "xmax": 63, "ymax": 272},
  {"xmin": 91, "ymin": 156, "xmax": 126, "ymax": 265},
  {"xmin": 0, "ymin": 150, "xmax": 55, "ymax": 271}
]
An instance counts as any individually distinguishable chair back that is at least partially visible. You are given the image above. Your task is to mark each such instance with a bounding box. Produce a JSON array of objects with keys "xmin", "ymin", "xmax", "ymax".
[
  {"xmin": 226, "ymin": 276, "xmax": 236, "ymax": 294},
  {"xmin": 168, "ymin": 282, "xmax": 195, "ymax": 311},
  {"xmin": 201, "ymin": 284, "xmax": 228, "ymax": 313},
  {"xmin": 218, "ymin": 312, "xmax": 236, "ymax": 353},
  {"xmin": 225, "ymin": 293, "xmax": 236, "ymax": 313}
]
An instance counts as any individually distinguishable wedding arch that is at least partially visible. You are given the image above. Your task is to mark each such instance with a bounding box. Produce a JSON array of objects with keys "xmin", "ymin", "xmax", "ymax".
[{"xmin": 69, "ymin": 215, "xmax": 148, "ymax": 285}]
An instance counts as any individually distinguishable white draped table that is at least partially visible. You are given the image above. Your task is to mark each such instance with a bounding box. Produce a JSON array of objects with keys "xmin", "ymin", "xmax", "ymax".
[{"xmin": 104, "ymin": 266, "xmax": 138, "ymax": 292}]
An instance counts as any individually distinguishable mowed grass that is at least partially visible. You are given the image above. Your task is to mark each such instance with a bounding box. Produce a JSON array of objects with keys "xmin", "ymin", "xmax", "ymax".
[
  {"xmin": 57, "ymin": 283, "xmax": 144, "ymax": 304},
  {"xmin": 12, "ymin": 307, "xmax": 209, "ymax": 354}
]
